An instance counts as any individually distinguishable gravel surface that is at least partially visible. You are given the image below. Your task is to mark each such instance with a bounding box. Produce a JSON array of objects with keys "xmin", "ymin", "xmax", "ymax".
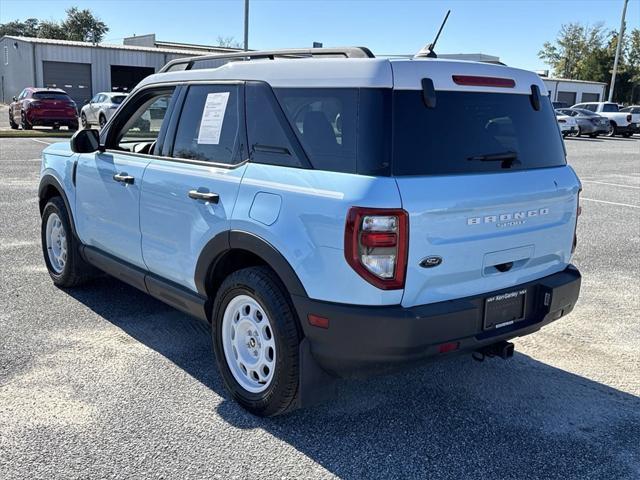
[{"xmin": 0, "ymin": 136, "xmax": 638, "ymax": 479}]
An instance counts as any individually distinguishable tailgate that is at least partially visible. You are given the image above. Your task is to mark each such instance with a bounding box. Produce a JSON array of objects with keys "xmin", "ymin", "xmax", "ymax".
[{"xmin": 396, "ymin": 167, "xmax": 580, "ymax": 307}]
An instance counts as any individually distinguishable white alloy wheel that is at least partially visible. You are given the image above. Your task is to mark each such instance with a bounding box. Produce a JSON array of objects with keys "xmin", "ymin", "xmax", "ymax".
[
  {"xmin": 221, "ymin": 294, "xmax": 277, "ymax": 393},
  {"xmin": 45, "ymin": 212, "xmax": 67, "ymax": 274}
]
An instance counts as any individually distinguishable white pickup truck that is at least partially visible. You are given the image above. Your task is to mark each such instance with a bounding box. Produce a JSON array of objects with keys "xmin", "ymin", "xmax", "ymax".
[{"xmin": 571, "ymin": 102, "xmax": 639, "ymax": 137}]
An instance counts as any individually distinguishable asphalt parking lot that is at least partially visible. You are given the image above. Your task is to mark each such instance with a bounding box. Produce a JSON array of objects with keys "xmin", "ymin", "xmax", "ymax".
[{"xmin": 0, "ymin": 135, "xmax": 638, "ymax": 479}]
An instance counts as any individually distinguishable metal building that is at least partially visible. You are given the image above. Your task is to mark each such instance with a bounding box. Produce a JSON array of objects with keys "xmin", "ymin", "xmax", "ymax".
[
  {"xmin": 0, "ymin": 35, "xmax": 239, "ymax": 104},
  {"xmin": 540, "ymin": 76, "xmax": 607, "ymax": 105}
]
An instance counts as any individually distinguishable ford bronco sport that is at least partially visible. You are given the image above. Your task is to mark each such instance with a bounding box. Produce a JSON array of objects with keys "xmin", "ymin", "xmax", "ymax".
[{"xmin": 38, "ymin": 47, "xmax": 582, "ymax": 416}]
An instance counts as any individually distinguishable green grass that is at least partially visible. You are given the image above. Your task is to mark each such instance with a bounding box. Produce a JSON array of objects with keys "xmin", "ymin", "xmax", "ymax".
[{"xmin": 0, "ymin": 130, "xmax": 74, "ymax": 138}]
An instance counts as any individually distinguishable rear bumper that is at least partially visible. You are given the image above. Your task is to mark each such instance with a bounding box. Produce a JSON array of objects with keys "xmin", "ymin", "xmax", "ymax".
[
  {"xmin": 293, "ymin": 265, "xmax": 581, "ymax": 377},
  {"xmin": 26, "ymin": 112, "xmax": 78, "ymax": 126}
]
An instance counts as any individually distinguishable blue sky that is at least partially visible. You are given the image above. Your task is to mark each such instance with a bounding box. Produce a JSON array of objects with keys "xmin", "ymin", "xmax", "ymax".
[{"xmin": 1, "ymin": 0, "xmax": 637, "ymax": 71}]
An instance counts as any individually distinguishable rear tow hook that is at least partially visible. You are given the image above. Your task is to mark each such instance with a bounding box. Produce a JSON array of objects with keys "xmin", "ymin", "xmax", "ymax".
[{"xmin": 472, "ymin": 340, "xmax": 515, "ymax": 362}]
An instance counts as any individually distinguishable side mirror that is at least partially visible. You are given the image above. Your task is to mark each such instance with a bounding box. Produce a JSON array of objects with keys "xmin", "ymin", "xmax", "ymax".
[
  {"xmin": 84, "ymin": 99, "xmax": 90, "ymax": 105},
  {"xmin": 12, "ymin": 96, "xmax": 17, "ymax": 102},
  {"xmin": 70, "ymin": 129, "xmax": 102, "ymax": 153}
]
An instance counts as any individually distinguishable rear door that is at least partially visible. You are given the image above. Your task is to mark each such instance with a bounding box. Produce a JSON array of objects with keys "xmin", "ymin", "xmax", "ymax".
[
  {"xmin": 390, "ymin": 65, "xmax": 580, "ymax": 307},
  {"xmin": 139, "ymin": 83, "xmax": 247, "ymax": 291}
]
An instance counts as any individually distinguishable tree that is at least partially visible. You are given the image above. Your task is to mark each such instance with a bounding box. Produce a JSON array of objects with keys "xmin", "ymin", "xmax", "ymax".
[
  {"xmin": 37, "ymin": 21, "xmax": 68, "ymax": 40},
  {"xmin": 0, "ymin": 7, "xmax": 109, "ymax": 43},
  {"xmin": 539, "ymin": 22, "xmax": 638, "ymax": 103},
  {"xmin": 538, "ymin": 22, "xmax": 608, "ymax": 79},
  {"xmin": 216, "ymin": 35, "xmax": 242, "ymax": 49},
  {"xmin": 62, "ymin": 7, "xmax": 109, "ymax": 43},
  {"xmin": 0, "ymin": 18, "xmax": 39, "ymax": 37}
]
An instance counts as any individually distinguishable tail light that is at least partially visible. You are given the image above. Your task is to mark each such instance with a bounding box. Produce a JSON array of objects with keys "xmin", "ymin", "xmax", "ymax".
[
  {"xmin": 452, "ymin": 75, "xmax": 515, "ymax": 88},
  {"xmin": 345, "ymin": 207, "xmax": 408, "ymax": 290},
  {"xmin": 572, "ymin": 189, "xmax": 582, "ymax": 253},
  {"xmin": 627, "ymin": 114, "xmax": 632, "ymax": 122},
  {"xmin": 28, "ymin": 101, "xmax": 42, "ymax": 109}
]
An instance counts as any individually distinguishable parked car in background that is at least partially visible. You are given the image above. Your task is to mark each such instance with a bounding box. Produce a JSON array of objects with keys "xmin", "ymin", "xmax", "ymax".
[
  {"xmin": 619, "ymin": 105, "xmax": 640, "ymax": 134},
  {"xmin": 556, "ymin": 108, "xmax": 609, "ymax": 137},
  {"xmin": 80, "ymin": 92, "xmax": 128, "ymax": 129},
  {"xmin": 552, "ymin": 101, "xmax": 569, "ymax": 109},
  {"xmin": 571, "ymin": 102, "xmax": 637, "ymax": 137},
  {"xmin": 9, "ymin": 87, "xmax": 78, "ymax": 131},
  {"xmin": 555, "ymin": 110, "xmax": 578, "ymax": 137}
]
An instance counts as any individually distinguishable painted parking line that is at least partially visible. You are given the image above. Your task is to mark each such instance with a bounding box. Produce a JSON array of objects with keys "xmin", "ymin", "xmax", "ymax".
[
  {"xmin": 30, "ymin": 139, "xmax": 56, "ymax": 145},
  {"xmin": 581, "ymin": 198, "xmax": 640, "ymax": 209},
  {"xmin": 582, "ymin": 180, "xmax": 640, "ymax": 189}
]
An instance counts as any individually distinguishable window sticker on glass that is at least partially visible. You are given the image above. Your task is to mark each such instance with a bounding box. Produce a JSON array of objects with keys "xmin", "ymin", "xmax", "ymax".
[{"xmin": 197, "ymin": 92, "xmax": 230, "ymax": 145}]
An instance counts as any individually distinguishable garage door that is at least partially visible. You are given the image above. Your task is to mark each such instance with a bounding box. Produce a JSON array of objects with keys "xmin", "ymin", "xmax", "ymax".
[
  {"xmin": 557, "ymin": 91, "xmax": 577, "ymax": 106},
  {"xmin": 43, "ymin": 61, "xmax": 92, "ymax": 104},
  {"xmin": 581, "ymin": 93, "xmax": 600, "ymax": 102}
]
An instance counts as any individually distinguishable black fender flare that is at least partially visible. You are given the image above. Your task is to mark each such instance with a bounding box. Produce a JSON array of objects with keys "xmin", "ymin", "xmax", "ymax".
[
  {"xmin": 194, "ymin": 230, "xmax": 308, "ymax": 299},
  {"xmin": 38, "ymin": 174, "xmax": 79, "ymax": 239}
]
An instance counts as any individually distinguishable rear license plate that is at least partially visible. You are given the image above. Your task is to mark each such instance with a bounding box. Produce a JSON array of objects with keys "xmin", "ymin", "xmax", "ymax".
[{"xmin": 484, "ymin": 289, "xmax": 526, "ymax": 330}]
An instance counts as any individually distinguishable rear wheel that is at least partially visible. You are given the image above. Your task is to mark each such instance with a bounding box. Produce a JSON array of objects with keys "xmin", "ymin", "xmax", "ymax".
[
  {"xmin": 607, "ymin": 121, "xmax": 616, "ymax": 137},
  {"xmin": 41, "ymin": 197, "xmax": 93, "ymax": 287},
  {"xmin": 21, "ymin": 112, "xmax": 32, "ymax": 130},
  {"xmin": 212, "ymin": 266, "xmax": 301, "ymax": 417}
]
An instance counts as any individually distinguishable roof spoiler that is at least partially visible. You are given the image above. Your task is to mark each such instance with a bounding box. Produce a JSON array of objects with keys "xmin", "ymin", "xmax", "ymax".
[{"xmin": 159, "ymin": 47, "xmax": 375, "ymax": 73}]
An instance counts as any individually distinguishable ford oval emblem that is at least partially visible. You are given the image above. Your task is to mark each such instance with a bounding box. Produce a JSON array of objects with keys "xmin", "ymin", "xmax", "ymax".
[{"xmin": 420, "ymin": 256, "xmax": 442, "ymax": 268}]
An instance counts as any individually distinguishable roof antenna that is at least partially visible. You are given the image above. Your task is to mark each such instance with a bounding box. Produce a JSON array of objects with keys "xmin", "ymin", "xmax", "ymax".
[{"xmin": 415, "ymin": 10, "xmax": 450, "ymax": 58}]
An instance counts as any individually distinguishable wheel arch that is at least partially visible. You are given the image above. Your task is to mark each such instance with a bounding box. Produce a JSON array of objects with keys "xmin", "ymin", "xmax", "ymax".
[
  {"xmin": 195, "ymin": 230, "xmax": 308, "ymax": 303},
  {"xmin": 38, "ymin": 175, "xmax": 78, "ymax": 239}
]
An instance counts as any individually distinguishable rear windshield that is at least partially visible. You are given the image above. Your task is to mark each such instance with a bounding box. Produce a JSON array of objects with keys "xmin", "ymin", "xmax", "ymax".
[
  {"xmin": 33, "ymin": 92, "xmax": 71, "ymax": 101},
  {"xmin": 393, "ymin": 91, "xmax": 566, "ymax": 176},
  {"xmin": 111, "ymin": 95, "xmax": 127, "ymax": 104},
  {"xmin": 601, "ymin": 103, "xmax": 619, "ymax": 112}
]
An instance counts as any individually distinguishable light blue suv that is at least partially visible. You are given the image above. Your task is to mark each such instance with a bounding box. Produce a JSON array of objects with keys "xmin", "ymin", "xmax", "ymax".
[{"xmin": 38, "ymin": 48, "xmax": 582, "ymax": 416}]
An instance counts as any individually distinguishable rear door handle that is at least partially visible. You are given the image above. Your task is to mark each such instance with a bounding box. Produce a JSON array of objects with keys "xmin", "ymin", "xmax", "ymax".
[
  {"xmin": 113, "ymin": 173, "xmax": 135, "ymax": 184},
  {"xmin": 188, "ymin": 190, "xmax": 219, "ymax": 203}
]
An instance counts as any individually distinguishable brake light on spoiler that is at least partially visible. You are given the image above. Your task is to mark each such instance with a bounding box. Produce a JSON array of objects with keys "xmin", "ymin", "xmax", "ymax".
[{"xmin": 452, "ymin": 75, "xmax": 515, "ymax": 88}]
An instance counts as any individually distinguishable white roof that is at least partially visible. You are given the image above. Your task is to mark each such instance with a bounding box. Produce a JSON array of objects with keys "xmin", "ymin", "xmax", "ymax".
[{"xmin": 137, "ymin": 57, "xmax": 547, "ymax": 95}]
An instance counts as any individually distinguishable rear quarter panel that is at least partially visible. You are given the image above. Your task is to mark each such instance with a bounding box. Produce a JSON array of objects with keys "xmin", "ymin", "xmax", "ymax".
[{"xmin": 233, "ymin": 163, "xmax": 404, "ymax": 306}]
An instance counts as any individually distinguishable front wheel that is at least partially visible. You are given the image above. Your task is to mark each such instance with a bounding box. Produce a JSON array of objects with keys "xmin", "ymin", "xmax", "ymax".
[
  {"xmin": 9, "ymin": 112, "xmax": 18, "ymax": 129},
  {"xmin": 81, "ymin": 112, "xmax": 88, "ymax": 129},
  {"xmin": 99, "ymin": 114, "xmax": 106, "ymax": 128},
  {"xmin": 41, "ymin": 197, "xmax": 93, "ymax": 287},
  {"xmin": 212, "ymin": 266, "xmax": 301, "ymax": 417},
  {"xmin": 607, "ymin": 121, "xmax": 616, "ymax": 137}
]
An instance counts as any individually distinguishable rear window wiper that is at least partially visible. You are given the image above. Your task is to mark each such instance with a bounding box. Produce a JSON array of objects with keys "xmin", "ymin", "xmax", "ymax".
[{"xmin": 467, "ymin": 151, "xmax": 519, "ymax": 169}]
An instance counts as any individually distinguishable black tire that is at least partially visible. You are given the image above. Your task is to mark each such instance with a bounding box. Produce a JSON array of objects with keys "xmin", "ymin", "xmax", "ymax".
[
  {"xmin": 52, "ymin": 125, "xmax": 60, "ymax": 131},
  {"xmin": 606, "ymin": 121, "xmax": 616, "ymax": 137},
  {"xmin": 41, "ymin": 197, "xmax": 93, "ymax": 288},
  {"xmin": 21, "ymin": 112, "xmax": 32, "ymax": 130},
  {"xmin": 99, "ymin": 114, "xmax": 106, "ymax": 128},
  {"xmin": 9, "ymin": 112, "xmax": 18, "ymax": 129},
  {"xmin": 211, "ymin": 266, "xmax": 301, "ymax": 417},
  {"xmin": 68, "ymin": 122, "xmax": 79, "ymax": 131},
  {"xmin": 623, "ymin": 132, "xmax": 632, "ymax": 138},
  {"xmin": 81, "ymin": 112, "xmax": 88, "ymax": 129}
]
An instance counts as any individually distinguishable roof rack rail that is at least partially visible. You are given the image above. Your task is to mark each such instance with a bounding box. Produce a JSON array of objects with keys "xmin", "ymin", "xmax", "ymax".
[{"xmin": 159, "ymin": 46, "xmax": 375, "ymax": 73}]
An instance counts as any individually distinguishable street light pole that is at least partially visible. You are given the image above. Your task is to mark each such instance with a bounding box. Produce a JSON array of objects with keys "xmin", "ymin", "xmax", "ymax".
[
  {"xmin": 244, "ymin": 0, "xmax": 249, "ymax": 51},
  {"xmin": 608, "ymin": 0, "xmax": 628, "ymax": 102}
]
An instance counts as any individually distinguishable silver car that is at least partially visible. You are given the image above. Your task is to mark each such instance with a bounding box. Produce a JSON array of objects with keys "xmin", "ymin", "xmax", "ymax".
[{"xmin": 80, "ymin": 92, "xmax": 128, "ymax": 129}]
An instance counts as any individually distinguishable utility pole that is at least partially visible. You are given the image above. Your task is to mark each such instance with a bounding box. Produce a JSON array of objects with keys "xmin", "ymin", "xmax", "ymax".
[
  {"xmin": 243, "ymin": 0, "xmax": 249, "ymax": 51},
  {"xmin": 608, "ymin": 0, "xmax": 628, "ymax": 102}
]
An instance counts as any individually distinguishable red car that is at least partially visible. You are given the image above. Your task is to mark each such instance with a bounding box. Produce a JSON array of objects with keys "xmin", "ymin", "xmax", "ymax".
[{"xmin": 9, "ymin": 88, "xmax": 78, "ymax": 130}]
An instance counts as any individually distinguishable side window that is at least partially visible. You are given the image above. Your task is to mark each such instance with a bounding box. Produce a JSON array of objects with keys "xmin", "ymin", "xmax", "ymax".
[
  {"xmin": 275, "ymin": 88, "xmax": 358, "ymax": 173},
  {"xmin": 586, "ymin": 104, "xmax": 597, "ymax": 112},
  {"xmin": 246, "ymin": 82, "xmax": 308, "ymax": 168},
  {"xmin": 172, "ymin": 84, "xmax": 246, "ymax": 164},
  {"xmin": 107, "ymin": 88, "xmax": 175, "ymax": 154}
]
